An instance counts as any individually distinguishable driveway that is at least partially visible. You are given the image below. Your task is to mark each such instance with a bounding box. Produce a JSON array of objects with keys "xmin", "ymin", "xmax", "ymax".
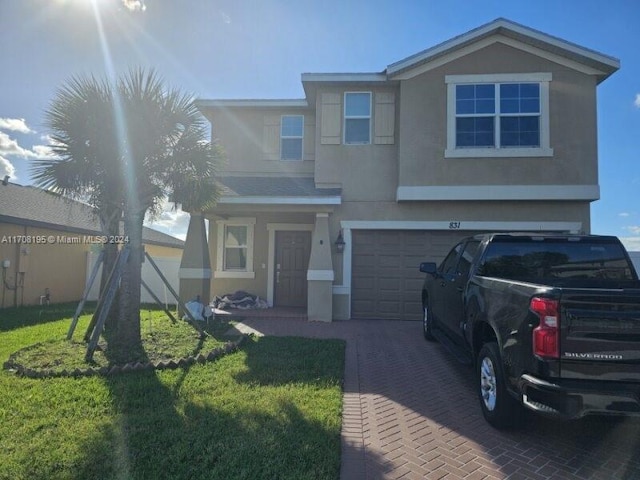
[{"xmin": 233, "ymin": 318, "xmax": 640, "ymax": 479}]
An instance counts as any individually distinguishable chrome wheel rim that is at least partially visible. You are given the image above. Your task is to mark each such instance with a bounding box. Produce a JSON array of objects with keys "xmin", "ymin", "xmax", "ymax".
[
  {"xmin": 423, "ymin": 306, "xmax": 429, "ymax": 333},
  {"xmin": 480, "ymin": 357, "xmax": 497, "ymax": 411}
]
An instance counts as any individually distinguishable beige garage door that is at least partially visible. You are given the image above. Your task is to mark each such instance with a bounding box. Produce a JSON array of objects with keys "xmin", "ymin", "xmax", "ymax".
[{"xmin": 351, "ymin": 230, "xmax": 473, "ymax": 320}]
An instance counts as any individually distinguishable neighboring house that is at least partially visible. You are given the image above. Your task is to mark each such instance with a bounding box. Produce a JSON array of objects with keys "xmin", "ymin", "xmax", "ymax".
[
  {"xmin": 0, "ymin": 182, "xmax": 184, "ymax": 308},
  {"xmin": 180, "ymin": 18, "xmax": 620, "ymax": 321}
]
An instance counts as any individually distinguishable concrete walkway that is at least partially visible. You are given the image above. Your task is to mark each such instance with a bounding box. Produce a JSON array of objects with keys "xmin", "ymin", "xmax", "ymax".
[{"xmin": 234, "ymin": 317, "xmax": 640, "ymax": 480}]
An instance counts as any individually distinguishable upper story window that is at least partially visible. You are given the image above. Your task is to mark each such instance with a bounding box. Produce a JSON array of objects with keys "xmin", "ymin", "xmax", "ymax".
[
  {"xmin": 344, "ymin": 92, "xmax": 371, "ymax": 144},
  {"xmin": 280, "ymin": 115, "xmax": 303, "ymax": 160},
  {"xmin": 445, "ymin": 73, "xmax": 553, "ymax": 158}
]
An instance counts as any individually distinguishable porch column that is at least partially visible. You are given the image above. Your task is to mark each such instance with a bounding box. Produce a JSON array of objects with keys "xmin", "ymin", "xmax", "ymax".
[
  {"xmin": 179, "ymin": 212, "xmax": 212, "ymax": 304},
  {"xmin": 307, "ymin": 213, "xmax": 334, "ymax": 322}
]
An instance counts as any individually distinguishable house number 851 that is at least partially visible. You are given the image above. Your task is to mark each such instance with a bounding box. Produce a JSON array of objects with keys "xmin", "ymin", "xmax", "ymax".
[{"xmin": 449, "ymin": 222, "xmax": 461, "ymax": 229}]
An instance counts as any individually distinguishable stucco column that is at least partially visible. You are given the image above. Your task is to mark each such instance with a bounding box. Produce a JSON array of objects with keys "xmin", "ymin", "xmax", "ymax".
[
  {"xmin": 307, "ymin": 213, "xmax": 334, "ymax": 322},
  {"xmin": 179, "ymin": 212, "xmax": 212, "ymax": 304}
]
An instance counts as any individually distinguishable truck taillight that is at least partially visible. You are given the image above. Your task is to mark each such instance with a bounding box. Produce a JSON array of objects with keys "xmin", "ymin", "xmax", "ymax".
[{"xmin": 530, "ymin": 297, "xmax": 559, "ymax": 359}]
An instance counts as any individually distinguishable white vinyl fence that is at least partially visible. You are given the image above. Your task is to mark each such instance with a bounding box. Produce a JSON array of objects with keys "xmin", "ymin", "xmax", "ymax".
[{"xmin": 85, "ymin": 251, "xmax": 181, "ymax": 305}]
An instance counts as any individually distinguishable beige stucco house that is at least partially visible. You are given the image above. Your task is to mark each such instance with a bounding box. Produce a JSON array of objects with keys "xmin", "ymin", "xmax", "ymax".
[
  {"xmin": 179, "ymin": 18, "xmax": 619, "ymax": 321},
  {"xmin": 0, "ymin": 182, "xmax": 184, "ymax": 308}
]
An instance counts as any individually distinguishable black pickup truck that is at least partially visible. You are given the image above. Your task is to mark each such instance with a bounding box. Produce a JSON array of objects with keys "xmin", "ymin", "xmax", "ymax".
[{"xmin": 419, "ymin": 233, "xmax": 640, "ymax": 428}]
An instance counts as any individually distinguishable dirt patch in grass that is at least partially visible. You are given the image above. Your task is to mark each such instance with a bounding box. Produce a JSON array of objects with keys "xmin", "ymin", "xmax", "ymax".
[{"xmin": 5, "ymin": 310, "xmax": 237, "ymax": 376}]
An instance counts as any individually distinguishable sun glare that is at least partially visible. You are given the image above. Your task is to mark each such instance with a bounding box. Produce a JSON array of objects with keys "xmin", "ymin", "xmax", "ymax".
[{"xmin": 52, "ymin": 0, "xmax": 146, "ymax": 12}]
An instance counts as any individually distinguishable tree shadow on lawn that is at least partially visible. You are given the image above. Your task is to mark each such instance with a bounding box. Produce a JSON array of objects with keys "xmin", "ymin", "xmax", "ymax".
[
  {"xmin": 0, "ymin": 302, "xmax": 95, "ymax": 333},
  {"xmin": 71, "ymin": 336, "xmax": 343, "ymax": 480}
]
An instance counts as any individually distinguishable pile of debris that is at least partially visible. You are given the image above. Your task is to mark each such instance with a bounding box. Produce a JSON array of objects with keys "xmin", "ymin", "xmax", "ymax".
[{"xmin": 213, "ymin": 290, "xmax": 269, "ymax": 310}]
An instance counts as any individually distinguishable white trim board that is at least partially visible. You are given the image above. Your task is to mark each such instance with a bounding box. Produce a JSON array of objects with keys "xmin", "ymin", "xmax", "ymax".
[
  {"xmin": 387, "ymin": 19, "xmax": 618, "ymax": 78},
  {"xmin": 218, "ymin": 196, "xmax": 342, "ymax": 205},
  {"xmin": 196, "ymin": 99, "xmax": 308, "ymax": 108},
  {"xmin": 397, "ymin": 185, "xmax": 600, "ymax": 201},
  {"xmin": 307, "ymin": 270, "xmax": 335, "ymax": 281}
]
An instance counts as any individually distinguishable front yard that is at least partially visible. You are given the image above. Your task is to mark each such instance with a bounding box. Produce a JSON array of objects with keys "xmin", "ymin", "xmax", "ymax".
[{"xmin": 0, "ymin": 305, "xmax": 345, "ymax": 480}]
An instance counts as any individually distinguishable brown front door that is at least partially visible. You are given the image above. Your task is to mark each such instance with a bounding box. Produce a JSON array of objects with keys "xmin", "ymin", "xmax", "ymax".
[{"xmin": 274, "ymin": 231, "xmax": 311, "ymax": 307}]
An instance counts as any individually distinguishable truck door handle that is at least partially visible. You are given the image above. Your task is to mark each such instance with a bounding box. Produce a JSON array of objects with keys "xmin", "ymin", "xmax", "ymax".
[{"xmin": 457, "ymin": 287, "xmax": 464, "ymax": 293}]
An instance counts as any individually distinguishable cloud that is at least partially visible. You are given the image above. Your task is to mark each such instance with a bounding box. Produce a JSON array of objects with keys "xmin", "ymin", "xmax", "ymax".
[
  {"xmin": 635, "ymin": 94, "xmax": 640, "ymax": 108},
  {"xmin": 121, "ymin": 0, "xmax": 146, "ymax": 11},
  {"xmin": 0, "ymin": 155, "xmax": 16, "ymax": 179},
  {"xmin": 0, "ymin": 131, "xmax": 36, "ymax": 158},
  {"xmin": 0, "ymin": 118, "xmax": 33, "ymax": 134},
  {"xmin": 619, "ymin": 212, "xmax": 630, "ymax": 217},
  {"xmin": 145, "ymin": 200, "xmax": 191, "ymax": 240},
  {"xmin": 620, "ymin": 237, "xmax": 640, "ymax": 253},
  {"xmin": 624, "ymin": 226, "xmax": 640, "ymax": 235},
  {"xmin": 220, "ymin": 11, "xmax": 232, "ymax": 24}
]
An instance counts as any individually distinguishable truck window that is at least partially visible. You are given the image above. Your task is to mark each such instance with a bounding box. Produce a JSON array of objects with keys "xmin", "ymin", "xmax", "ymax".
[
  {"xmin": 478, "ymin": 239, "xmax": 636, "ymax": 282},
  {"xmin": 457, "ymin": 241, "xmax": 480, "ymax": 276},
  {"xmin": 440, "ymin": 243, "xmax": 464, "ymax": 274}
]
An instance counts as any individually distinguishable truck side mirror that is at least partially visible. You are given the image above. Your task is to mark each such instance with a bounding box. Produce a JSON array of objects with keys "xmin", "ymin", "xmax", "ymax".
[{"xmin": 419, "ymin": 262, "xmax": 438, "ymax": 275}]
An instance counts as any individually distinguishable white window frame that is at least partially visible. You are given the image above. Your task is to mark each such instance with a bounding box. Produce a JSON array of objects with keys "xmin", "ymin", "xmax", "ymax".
[
  {"xmin": 280, "ymin": 115, "xmax": 304, "ymax": 161},
  {"xmin": 445, "ymin": 73, "xmax": 553, "ymax": 158},
  {"xmin": 214, "ymin": 217, "xmax": 256, "ymax": 279},
  {"xmin": 344, "ymin": 91, "xmax": 371, "ymax": 145}
]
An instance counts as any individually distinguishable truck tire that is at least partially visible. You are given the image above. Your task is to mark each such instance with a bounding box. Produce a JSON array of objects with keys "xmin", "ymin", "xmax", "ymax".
[
  {"xmin": 422, "ymin": 299, "xmax": 436, "ymax": 341},
  {"xmin": 477, "ymin": 342, "xmax": 519, "ymax": 429}
]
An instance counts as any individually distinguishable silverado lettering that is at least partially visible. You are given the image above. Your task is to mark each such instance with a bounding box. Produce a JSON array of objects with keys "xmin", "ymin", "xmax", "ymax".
[
  {"xmin": 564, "ymin": 352, "xmax": 624, "ymax": 360},
  {"xmin": 420, "ymin": 233, "xmax": 640, "ymax": 429}
]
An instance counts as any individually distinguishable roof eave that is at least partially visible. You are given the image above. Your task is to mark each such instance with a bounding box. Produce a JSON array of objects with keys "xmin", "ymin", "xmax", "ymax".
[
  {"xmin": 195, "ymin": 99, "xmax": 309, "ymax": 109},
  {"xmin": 217, "ymin": 196, "xmax": 342, "ymax": 206}
]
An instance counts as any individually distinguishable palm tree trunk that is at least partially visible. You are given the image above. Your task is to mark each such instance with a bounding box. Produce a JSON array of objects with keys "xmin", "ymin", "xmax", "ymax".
[
  {"xmin": 100, "ymin": 208, "xmax": 121, "ymax": 336},
  {"xmin": 110, "ymin": 209, "xmax": 144, "ymax": 357}
]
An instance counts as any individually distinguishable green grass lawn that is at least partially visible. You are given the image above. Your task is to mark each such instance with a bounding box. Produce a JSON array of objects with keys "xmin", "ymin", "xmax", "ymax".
[{"xmin": 0, "ymin": 304, "xmax": 345, "ymax": 480}]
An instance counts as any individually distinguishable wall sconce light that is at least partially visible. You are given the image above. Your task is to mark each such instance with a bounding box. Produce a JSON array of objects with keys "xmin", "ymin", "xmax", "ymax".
[{"xmin": 335, "ymin": 230, "xmax": 345, "ymax": 253}]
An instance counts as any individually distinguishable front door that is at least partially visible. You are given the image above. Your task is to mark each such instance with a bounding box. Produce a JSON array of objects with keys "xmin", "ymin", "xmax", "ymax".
[{"xmin": 274, "ymin": 231, "xmax": 311, "ymax": 307}]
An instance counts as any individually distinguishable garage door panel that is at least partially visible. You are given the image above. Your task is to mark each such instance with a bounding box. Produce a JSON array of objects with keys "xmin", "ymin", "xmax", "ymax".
[
  {"xmin": 404, "ymin": 278, "xmax": 424, "ymax": 291},
  {"xmin": 352, "ymin": 230, "xmax": 475, "ymax": 320},
  {"xmin": 378, "ymin": 278, "xmax": 400, "ymax": 291},
  {"xmin": 379, "ymin": 301, "xmax": 401, "ymax": 313}
]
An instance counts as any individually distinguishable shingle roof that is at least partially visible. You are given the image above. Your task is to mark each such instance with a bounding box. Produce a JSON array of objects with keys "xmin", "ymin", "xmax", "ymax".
[
  {"xmin": 216, "ymin": 176, "xmax": 342, "ymax": 205},
  {"xmin": 0, "ymin": 182, "xmax": 184, "ymax": 249}
]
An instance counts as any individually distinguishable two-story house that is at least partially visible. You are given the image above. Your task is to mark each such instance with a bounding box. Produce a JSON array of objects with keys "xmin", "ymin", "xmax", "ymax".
[{"xmin": 179, "ymin": 18, "xmax": 619, "ymax": 322}]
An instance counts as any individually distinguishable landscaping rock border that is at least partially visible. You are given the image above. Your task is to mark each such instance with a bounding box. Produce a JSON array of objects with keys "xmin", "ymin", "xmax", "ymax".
[{"xmin": 3, "ymin": 335, "xmax": 247, "ymax": 379}]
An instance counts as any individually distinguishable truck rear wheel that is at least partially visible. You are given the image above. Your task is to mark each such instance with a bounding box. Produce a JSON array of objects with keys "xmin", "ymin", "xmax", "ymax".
[{"xmin": 477, "ymin": 342, "xmax": 519, "ymax": 429}]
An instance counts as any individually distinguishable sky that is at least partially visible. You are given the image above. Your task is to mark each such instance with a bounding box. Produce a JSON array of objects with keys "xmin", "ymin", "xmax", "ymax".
[{"xmin": 0, "ymin": 0, "xmax": 639, "ymax": 248}]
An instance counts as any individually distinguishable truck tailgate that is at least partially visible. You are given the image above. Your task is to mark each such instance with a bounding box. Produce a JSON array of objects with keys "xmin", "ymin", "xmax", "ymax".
[{"xmin": 560, "ymin": 288, "xmax": 640, "ymax": 381}]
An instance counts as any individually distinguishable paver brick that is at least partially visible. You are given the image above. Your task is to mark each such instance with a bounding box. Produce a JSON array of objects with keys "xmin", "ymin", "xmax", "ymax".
[{"xmin": 235, "ymin": 317, "xmax": 640, "ymax": 480}]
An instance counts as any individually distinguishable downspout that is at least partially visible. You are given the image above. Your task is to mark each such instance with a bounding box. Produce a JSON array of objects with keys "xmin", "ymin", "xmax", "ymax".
[{"xmin": 13, "ymin": 228, "xmax": 22, "ymax": 308}]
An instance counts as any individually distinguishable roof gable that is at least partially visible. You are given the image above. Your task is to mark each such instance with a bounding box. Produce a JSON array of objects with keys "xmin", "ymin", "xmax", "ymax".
[{"xmin": 386, "ymin": 18, "xmax": 619, "ymax": 83}]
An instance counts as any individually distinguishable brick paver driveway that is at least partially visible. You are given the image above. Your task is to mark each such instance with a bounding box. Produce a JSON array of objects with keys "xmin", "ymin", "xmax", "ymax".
[{"xmin": 234, "ymin": 318, "xmax": 640, "ymax": 479}]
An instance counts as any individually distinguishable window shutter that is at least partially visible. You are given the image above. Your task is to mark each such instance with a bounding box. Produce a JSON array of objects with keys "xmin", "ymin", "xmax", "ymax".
[
  {"xmin": 263, "ymin": 115, "xmax": 280, "ymax": 160},
  {"xmin": 320, "ymin": 93, "xmax": 341, "ymax": 145},
  {"xmin": 374, "ymin": 92, "xmax": 395, "ymax": 144}
]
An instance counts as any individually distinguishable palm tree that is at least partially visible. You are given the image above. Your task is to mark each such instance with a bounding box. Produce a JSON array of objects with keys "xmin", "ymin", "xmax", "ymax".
[
  {"xmin": 32, "ymin": 68, "xmax": 222, "ymax": 357},
  {"xmin": 32, "ymin": 75, "xmax": 125, "ymax": 334}
]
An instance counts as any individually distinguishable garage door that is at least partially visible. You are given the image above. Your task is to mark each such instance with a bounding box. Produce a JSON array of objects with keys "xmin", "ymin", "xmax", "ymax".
[{"xmin": 351, "ymin": 230, "xmax": 473, "ymax": 320}]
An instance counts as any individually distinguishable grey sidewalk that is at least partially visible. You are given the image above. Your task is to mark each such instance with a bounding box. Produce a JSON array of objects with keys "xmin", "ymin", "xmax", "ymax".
[{"xmin": 235, "ymin": 317, "xmax": 640, "ymax": 480}]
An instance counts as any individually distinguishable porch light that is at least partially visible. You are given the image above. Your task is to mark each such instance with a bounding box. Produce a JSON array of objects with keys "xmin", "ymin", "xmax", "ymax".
[{"xmin": 335, "ymin": 231, "xmax": 345, "ymax": 253}]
